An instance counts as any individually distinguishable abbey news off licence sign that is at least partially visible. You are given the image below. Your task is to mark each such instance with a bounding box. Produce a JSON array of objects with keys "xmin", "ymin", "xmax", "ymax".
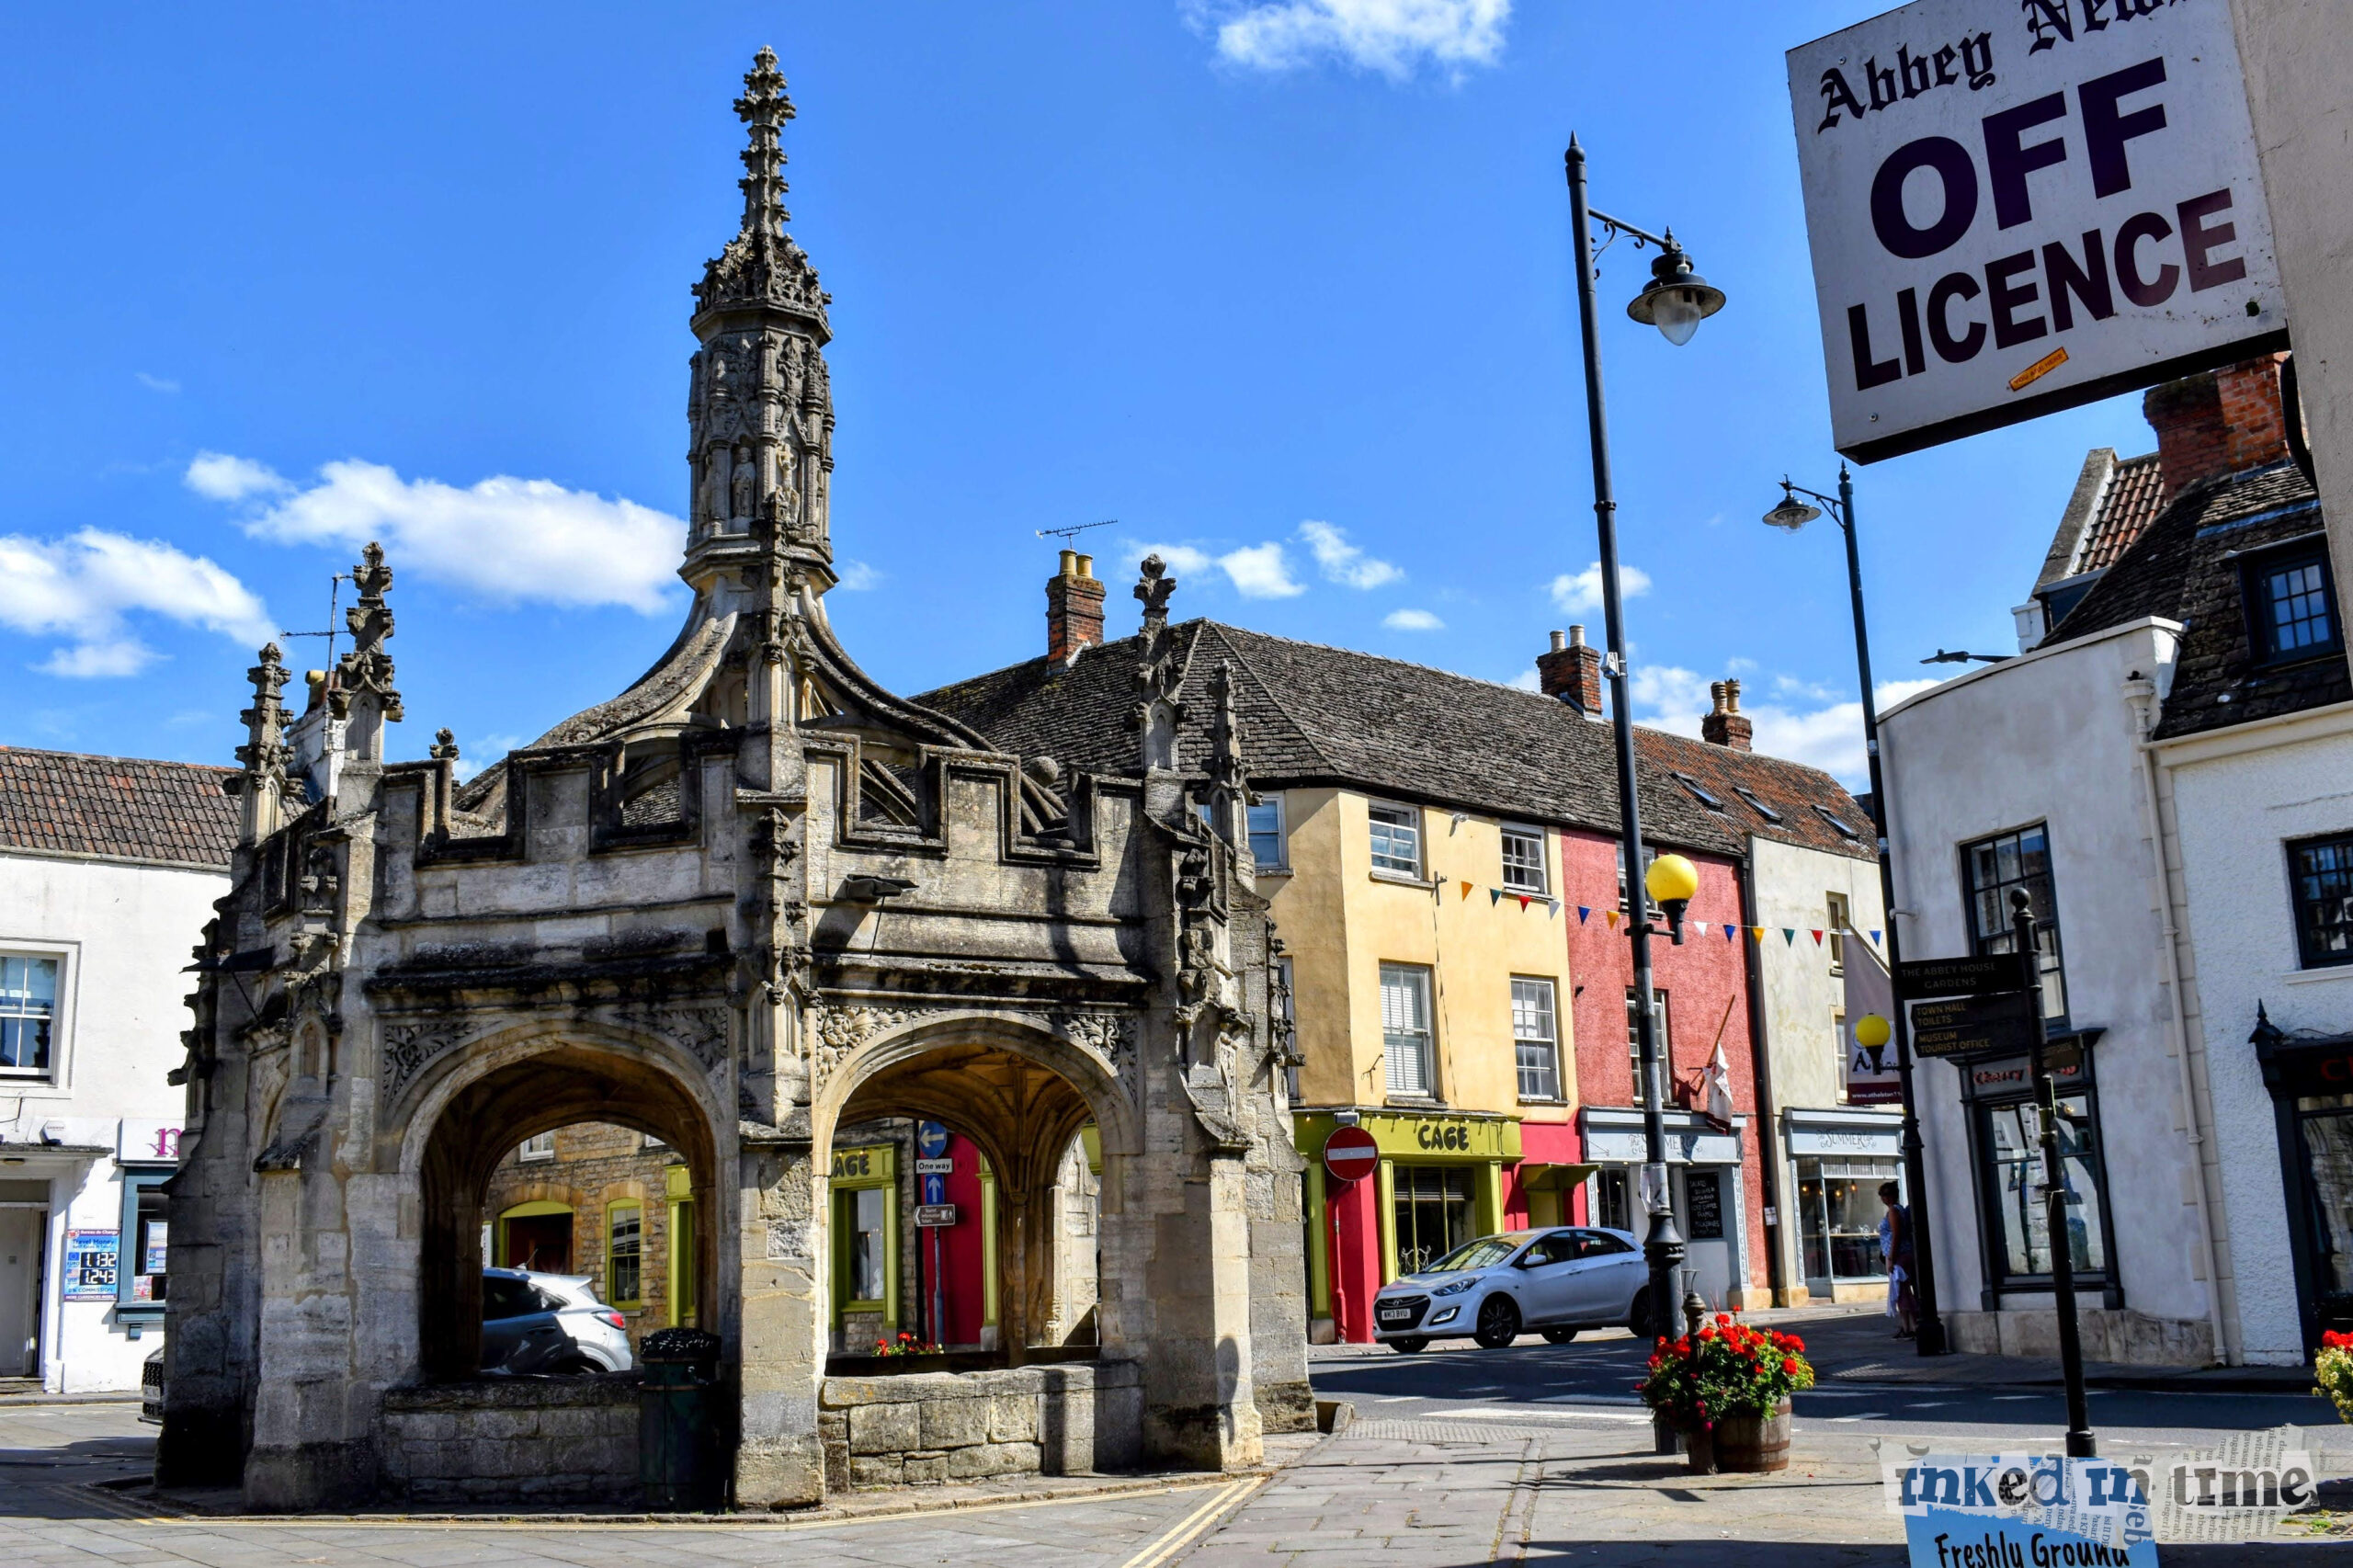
[{"xmin": 1789, "ymin": 0, "xmax": 2285, "ymax": 462}]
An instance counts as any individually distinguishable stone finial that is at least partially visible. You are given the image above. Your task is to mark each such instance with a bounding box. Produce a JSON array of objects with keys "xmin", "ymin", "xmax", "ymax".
[
  {"xmin": 1135, "ymin": 554, "xmax": 1176, "ymax": 634},
  {"xmin": 234, "ymin": 642, "xmax": 293, "ymax": 844},
  {"xmin": 334, "ymin": 540, "xmax": 403, "ymax": 733},
  {"xmin": 734, "ymin": 46, "xmax": 794, "ymax": 243},
  {"xmin": 1132, "ymin": 556, "xmax": 1183, "ymax": 772},
  {"xmin": 428, "ymin": 728, "xmax": 460, "ymax": 762}
]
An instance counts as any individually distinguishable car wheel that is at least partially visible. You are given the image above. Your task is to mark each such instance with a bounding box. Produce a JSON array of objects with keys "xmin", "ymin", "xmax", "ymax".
[
  {"xmin": 545, "ymin": 1356, "xmax": 599, "ymax": 1375},
  {"xmin": 1540, "ymin": 1326, "xmax": 1579, "ymax": 1346},
  {"xmin": 1388, "ymin": 1337, "xmax": 1428, "ymax": 1355},
  {"xmin": 1628, "ymin": 1288, "xmax": 1655, "ymax": 1337},
  {"xmin": 1472, "ymin": 1295, "xmax": 1521, "ymax": 1349}
]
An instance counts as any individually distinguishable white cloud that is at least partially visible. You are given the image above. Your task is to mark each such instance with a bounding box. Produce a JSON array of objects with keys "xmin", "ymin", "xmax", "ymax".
[
  {"xmin": 1630, "ymin": 663, "xmax": 1945, "ymax": 785},
  {"xmin": 187, "ymin": 451, "xmax": 292, "ymax": 502},
  {"xmin": 0, "ymin": 527, "xmax": 275, "ymax": 678},
  {"xmin": 1506, "ymin": 667, "xmax": 1542, "ymax": 692},
  {"xmin": 835, "ymin": 560, "xmax": 882, "ymax": 590},
  {"xmin": 1219, "ymin": 541, "xmax": 1306, "ymax": 599},
  {"xmin": 1382, "ymin": 607, "xmax": 1443, "ymax": 631},
  {"xmin": 1195, "ymin": 0, "xmax": 1509, "ymax": 78},
  {"xmin": 1551, "ymin": 560, "xmax": 1650, "ymax": 615},
  {"xmin": 1298, "ymin": 520, "xmax": 1403, "ymax": 589},
  {"xmin": 134, "ymin": 371, "xmax": 180, "ymax": 395},
  {"xmin": 193, "ymin": 455, "xmax": 685, "ymax": 615}
]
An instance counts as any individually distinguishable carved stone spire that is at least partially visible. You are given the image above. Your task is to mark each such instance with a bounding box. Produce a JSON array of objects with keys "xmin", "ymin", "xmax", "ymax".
[
  {"xmin": 333, "ymin": 541, "xmax": 402, "ymax": 763},
  {"xmin": 233, "ymin": 642, "xmax": 291, "ymax": 845},
  {"xmin": 1133, "ymin": 556, "xmax": 1183, "ymax": 772},
  {"xmin": 684, "ymin": 48, "xmax": 836, "ymax": 613},
  {"xmin": 1205, "ymin": 661, "xmax": 1251, "ymax": 846}
]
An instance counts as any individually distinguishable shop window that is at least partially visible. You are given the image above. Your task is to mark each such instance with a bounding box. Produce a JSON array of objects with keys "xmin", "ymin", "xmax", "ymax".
[
  {"xmin": 1594, "ymin": 1167, "xmax": 1632, "ymax": 1233},
  {"xmin": 517, "ymin": 1131, "xmax": 555, "ymax": 1163},
  {"xmin": 0, "ymin": 955, "xmax": 58, "ymax": 1077},
  {"xmin": 1248, "ymin": 797, "xmax": 1287, "ymax": 871},
  {"xmin": 1370, "ymin": 803, "xmax": 1422, "ymax": 878},
  {"xmin": 2290, "ymin": 834, "xmax": 2353, "ymax": 971},
  {"xmin": 1795, "ymin": 1156, "xmax": 1899, "ymax": 1283},
  {"xmin": 1624, "ymin": 988, "xmax": 1669, "ymax": 1102},
  {"xmin": 119, "ymin": 1171, "xmax": 170, "ymax": 1310},
  {"xmin": 606, "ymin": 1202, "xmax": 642, "ymax": 1307},
  {"xmin": 1511, "ymin": 977, "xmax": 1560, "ymax": 1102},
  {"xmin": 1972, "ymin": 1088, "xmax": 2112, "ymax": 1291},
  {"xmin": 2293, "ymin": 1093, "xmax": 2353, "ymax": 1301},
  {"xmin": 1391, "ymin": 1165, "xmax": 1473, "ymax": 1276},
  {"xmin": 845, "ymin": 1187, "xmax": 888, "ymax": 1305},
  {"xmin": 1502, "ymin": 825, "xmax": 1548, "ymax": 894},
  {"xmin": 1963, "ymin": 824, "xmax": 2069, "ymax": 1027},
  {"xmin": 2244, "ymin": 543, "xmax": 2340, "ymax": 664},
  {"xmin": 668, "ymin": 1198, "xmax": 697, "ymax": 1327},
  {"xmin": 1381, "ymin": 963, "xmax": 1435, "ymax": 1097},
  {"xmin": 1826, "ymin": 892, "xmax": 1849, "ymax": 974}
]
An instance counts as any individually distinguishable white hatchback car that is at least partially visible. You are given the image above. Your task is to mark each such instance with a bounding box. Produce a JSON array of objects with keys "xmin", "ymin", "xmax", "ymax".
[{"xmin": 1372, "ymin": 1227, "xmax": 1647, "ymax": 1352}]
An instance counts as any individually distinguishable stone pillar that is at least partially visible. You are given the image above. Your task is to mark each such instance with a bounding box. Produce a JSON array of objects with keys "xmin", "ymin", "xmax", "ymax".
[{"xmin": 734, "ymin": 1136, "xmax": 826, "ymax": 1507}]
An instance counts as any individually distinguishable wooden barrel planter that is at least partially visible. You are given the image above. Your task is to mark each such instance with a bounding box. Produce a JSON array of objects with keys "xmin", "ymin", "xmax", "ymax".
[{"xmin": 1707, "ymin": 1398, "xmax": 1793, "ymax": 1472}]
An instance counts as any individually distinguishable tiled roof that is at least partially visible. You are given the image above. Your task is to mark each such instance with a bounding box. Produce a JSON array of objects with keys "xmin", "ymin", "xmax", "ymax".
[
  {"xmin": 915, "ymin": 620, "xmax": 1875, "ymax": 863},
  {"xmin": 2079, "ymin": 453, "xmax": 2166, "ymax": 574},
  {"xmin": 0, "ymin": 747, "xmax": 239, "ymax": 868},
  {"xmin": 2056, "ymin": 460, "xmax": 2349, "ymax": 741}
]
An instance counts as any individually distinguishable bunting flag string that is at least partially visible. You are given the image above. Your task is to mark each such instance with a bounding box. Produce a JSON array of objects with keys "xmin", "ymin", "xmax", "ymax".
[
  {"xmin": 1810, "ymin": 929, "xmax": 1824, "ymax": 946},
  {"xmin": 1578, "ymin": 906, "xmax": 1593, "ymax": 924},
  {"xmin": 1782, "ymin": 928, "xmax": 1798, "ymax": 946},
  {"xmin": 1692, "ymin": 920, "xmax": 1709, "ymax": 936},
  {"xmin": 1722, "ymin": 923, "xmax": 1738, "ymax": 942},
  {"xmin": 1606, "ymin": 911, "xmax": 1620, "ymax": 931},
  {"xmin": 1489, "ymin": 889, "xmax": 1502, "ymax": 905},
  {"xmin": 1516, "ymin": 894, "xmax": 1531, "ymax": 911},
  {"xmin": 1749, "ymin": 926, "xmax": 1766, "ymax": 941},
  {"xmin": 1460, "ymin": 881, "xmax": 1473, "ymax": 900}
]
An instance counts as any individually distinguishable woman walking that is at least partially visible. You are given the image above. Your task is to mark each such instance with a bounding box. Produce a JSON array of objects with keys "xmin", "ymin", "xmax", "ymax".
[{"xmin": 1880, "ymin": 1180, "xmax": 1917, "ymax": 1339}]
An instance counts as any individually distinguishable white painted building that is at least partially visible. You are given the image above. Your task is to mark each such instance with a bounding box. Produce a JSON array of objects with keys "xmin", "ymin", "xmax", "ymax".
[
  {"xmin": 0, "ymin": 747, "xmax": 233, "ymax": 1391},
  {"xmin": 1880, "ymin": 355, "xmax": 2352, "ymax": 1366}
]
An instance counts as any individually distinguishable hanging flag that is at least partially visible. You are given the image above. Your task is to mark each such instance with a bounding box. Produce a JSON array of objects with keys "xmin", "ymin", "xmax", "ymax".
[
  {"xmin": 1606, "ymin": 910, "xmax": 1620, "ymax": 930},
  {"xmin": 1460, "ymin": 881, "xmax": 1473, "ymax": 900},
  {"xmin": 1723, "ymin": 923, "xmax": 1738, "ymax": 942},
  {"xmin": 1810, "ymin": 929, "xmax": 1824, "ymax": 946},
  {"xmin": 1749, "ymin": 926, "xmax": 1766, "ymax": 941},
  {"xmin": 1870, "ymin": 929, "xmax": 1882, "ymax": 946},
  {"xmin": 1700, "ymin": 1040, "xmax": 1736, "ymax": 1134},
  {"xmin": 1548, "ymin": 899, "xmax": 1561, "ymax": 916},
  {"xmin": 1783, "ymin": 928, "xmax": 1798, "ymax": 945},
  {"xmin": 1691, "ymin": 919, "xmax": 1709, "ymax": 936},
  {"xmin": 1577, "ymin": 905, "xmax": 1592, "ymax": 923},
  {"xmin": 1489, "ymin": 888, "xmax": 1502, "ymax": 905},
  {"xmin": 1516, "ymin": 894, "xmax": 1530, "ymax": 911}
]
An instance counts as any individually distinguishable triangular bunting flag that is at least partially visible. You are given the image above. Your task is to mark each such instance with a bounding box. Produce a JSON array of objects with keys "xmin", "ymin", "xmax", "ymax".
[
  {"xmin": 1460, "ymin": 881, "xmax": 1473, "ymax": 899},
  {"xmin": 1723, "ymin": 923, "xmax": 1738, "ymax": 942},
  {"xmin": 1517, "ymin": 894, "xmax": 1530, "ymax": 911},
  {"xmin": 1606, "ymin": 910, "xmax": 1620, "ymax": 930},
  {"xmin": 1577, "ymin": 906, "xmax": 1592, "ymax": 924},
  {"xmin": 1692, "ymin": 920, "xmax": 1709, "ymax": 936},
  {"xmin": 1749, "ymin": 926, "xmax": 1765, "ymax": 941},
  {"xmin": 1490, "ymin": 888, "xmax": 1502, "ymax": 905},
  {"xmin": 1783, "ymin": 928, "xmax": 1798, "ymax": 946},
  {"xmin": 1547, "ymin": 899, "xmax": 1561, "ymax": 916},
  {"xmin": 1870, "ymin": 929, "xmax": 1882, "ymax": 946},
  {"xmin": 1810, "ymin": 929, "xmax": 1824, "ymax": 946}
]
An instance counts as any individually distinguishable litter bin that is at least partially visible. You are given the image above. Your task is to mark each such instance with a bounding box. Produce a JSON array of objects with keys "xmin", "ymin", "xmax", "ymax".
[{"xmin": 638, "ymin": 1327, "xmax": 723, "ymax": 1510}]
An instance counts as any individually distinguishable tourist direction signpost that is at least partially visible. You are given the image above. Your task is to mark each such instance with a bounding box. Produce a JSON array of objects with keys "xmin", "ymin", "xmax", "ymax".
[
  {"xmin": 1895, "ymin": 954, "xmax": 2031, "ymax": 1000},
  {"xmin": 1909, "ymin": 989, "xmax": 2041, "ymax": 1060}
]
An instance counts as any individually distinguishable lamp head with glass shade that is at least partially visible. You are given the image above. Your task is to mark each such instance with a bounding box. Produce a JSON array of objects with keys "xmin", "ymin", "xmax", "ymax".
[
  {"xmin": 1855, "ymin": 1011, "xmax": 1893, "ymax": 1073},
  {"xmin": 1624, "ymin": 234, "xmax": 1725, "ymax": 347},
  {"xmin": 1764, "ymin": 483, "xmax": 1822, "ymax": 532},
  {"xmin": 1643, "ymin": 852, "xmax": 1701, "ymax": 943}
]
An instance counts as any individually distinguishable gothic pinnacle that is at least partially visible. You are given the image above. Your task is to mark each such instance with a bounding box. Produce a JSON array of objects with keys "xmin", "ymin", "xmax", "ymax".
[{"xmin": 734, "ymin": 45, "xmax": 793, "ymax": 241}]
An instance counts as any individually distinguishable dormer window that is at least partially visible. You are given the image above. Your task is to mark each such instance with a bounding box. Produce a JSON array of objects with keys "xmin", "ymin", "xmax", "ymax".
[
  {"xmin": 1670, "ymin": 770, "xmax": 1725, "ymax": 812},
  {"xmin": 1732, "ymin": 785, "xmax": 1783, "ymax": 824},
  {"xmin": 1813, "ymin": 806, "xmax": 1860, "ymax": 841},
  {"xmin": 2243, "ymin": 542, "xmax": 2340, "ymax": 665}
]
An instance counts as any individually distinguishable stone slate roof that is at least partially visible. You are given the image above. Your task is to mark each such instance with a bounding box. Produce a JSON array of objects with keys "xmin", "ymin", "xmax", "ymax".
[
  {"xmin": 915, "ymin": 620, "xmax": 1875, "ymax": 864},
  {"xmin": 0, "ymin": 747, "xmax": 238, "ymax": 868},
  {"xmin": 2055, "ymin": 460, "xmax": 2350, "ymax": 741}
]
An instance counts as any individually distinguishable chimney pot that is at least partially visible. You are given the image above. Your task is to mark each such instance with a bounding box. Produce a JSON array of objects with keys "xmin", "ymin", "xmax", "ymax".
[
  {"xmin": 1537, "ymin": 627, "xmax": 1605, "ymax": 719},
  {"xmin": 1076, "ymin": 553, "xmax": 1094, "ymax": 579},
  {"xmin": 1549, "ymin": 630, "xmax": 1566, "ymax": 653},
  {"xmin": 1058, "ymin": 548, "xmax": 1078, "ymax": 576}
]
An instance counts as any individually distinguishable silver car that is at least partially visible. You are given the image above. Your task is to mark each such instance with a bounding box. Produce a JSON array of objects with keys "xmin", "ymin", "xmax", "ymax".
[
  {"xmin": 1371, "ymin": 1228, "xmax": 1647, "ymax": 1353},
  {"xmin": 482, "ymin": 1267, "xmax": 635, "ymax": 1374}
]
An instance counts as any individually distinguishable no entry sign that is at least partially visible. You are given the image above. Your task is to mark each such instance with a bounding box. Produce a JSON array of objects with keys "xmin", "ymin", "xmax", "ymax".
[{"xmin": 1323, "ymin": 1126, "xmax": 1379, "ymax": 1185}]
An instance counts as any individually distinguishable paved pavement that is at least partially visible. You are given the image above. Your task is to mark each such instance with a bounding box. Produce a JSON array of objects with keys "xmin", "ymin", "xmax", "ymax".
[{"xmin": 4, "ymin": 1310, "xmax": 2351, "ymax": 1566}]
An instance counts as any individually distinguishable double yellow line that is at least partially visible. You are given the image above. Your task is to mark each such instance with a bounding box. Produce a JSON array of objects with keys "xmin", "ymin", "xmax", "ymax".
[{"xmin": 1118, "ymin": 1474, "xmax": 1265, "ymax": 1568}]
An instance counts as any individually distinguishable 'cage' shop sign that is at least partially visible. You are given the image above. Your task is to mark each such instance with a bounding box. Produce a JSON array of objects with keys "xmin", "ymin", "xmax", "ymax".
[{"xmin": 1788, "ymin": 0, "xmax": 2284, "ymax": 463}]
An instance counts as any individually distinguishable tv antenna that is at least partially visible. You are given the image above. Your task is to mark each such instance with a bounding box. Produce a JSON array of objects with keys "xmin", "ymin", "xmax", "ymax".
[
  {"xmin": 279, "ymin": 572, "xmax": 352, "ymax": 668},
  {"xmin": 1035, "ymin": 519, "xmax": 1116, "ymax": 542}
]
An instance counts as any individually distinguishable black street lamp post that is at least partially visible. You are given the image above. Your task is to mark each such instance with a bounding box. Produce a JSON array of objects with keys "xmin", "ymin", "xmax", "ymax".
[
  {"xmin": 2014, "ymin": 890, "xmax": 2097, "ymax": 1457},
  {"xmin": 1761, "ymin": 468, "xmax": 1949, "ymax": 1358},
  {"xmin": 1562, "ymin": 139, "xmax": 1724, "ymax": 1423}
]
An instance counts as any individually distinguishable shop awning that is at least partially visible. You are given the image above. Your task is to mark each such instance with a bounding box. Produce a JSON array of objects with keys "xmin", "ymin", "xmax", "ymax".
[{"xmin": 1517, "ymin": 1162, "xmax": 1597, "ymax": 1193}]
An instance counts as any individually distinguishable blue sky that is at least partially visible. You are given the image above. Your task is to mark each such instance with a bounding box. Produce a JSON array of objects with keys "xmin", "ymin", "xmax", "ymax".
[{"xmin": 0, "ymin": 2, "xmax": 2165, "ymax": 785}]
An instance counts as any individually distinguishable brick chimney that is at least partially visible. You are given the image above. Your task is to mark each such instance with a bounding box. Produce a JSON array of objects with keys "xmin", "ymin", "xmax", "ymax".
[
  {"xmin": 1045, "ymin": 550, "xmax": 1106, "ymax": 662},
  {"xmin": 1702, "ymin": 679, "xmax": 1753, "ymax": 751},
  {"xmin": 1537, "ymin": 626, "xmax": 1604, "ymax": 719},
  {"xmin": 2143, "ymin": 353, "xmax": 2290, "ymax": 495}
]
